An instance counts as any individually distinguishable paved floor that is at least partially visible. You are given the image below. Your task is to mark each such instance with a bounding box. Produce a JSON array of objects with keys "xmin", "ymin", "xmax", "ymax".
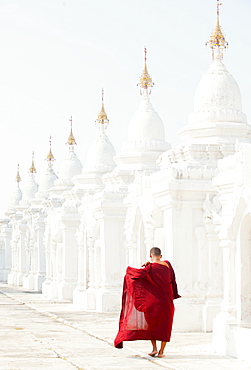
[{"xmin": 0, "ymin": 284, "xmax": 250, "ymax": 370}]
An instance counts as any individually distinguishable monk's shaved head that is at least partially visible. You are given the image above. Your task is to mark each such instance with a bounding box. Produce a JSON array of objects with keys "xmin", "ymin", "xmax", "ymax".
[{"xmin": 150, "ymin": 247, "xmax": 161, "ymax": 256}]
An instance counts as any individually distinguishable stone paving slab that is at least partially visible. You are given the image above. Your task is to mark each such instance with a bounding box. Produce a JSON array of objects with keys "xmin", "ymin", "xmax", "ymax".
[{"xmin": 0, "ymin": 284, "xmax": 251, "ymax": 370}]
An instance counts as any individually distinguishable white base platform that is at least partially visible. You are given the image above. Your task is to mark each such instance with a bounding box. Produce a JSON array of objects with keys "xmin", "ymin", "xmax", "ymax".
[
  {"xmin": 213, "ymin": 314, "xmax": 251, "ymax": 362},
  {"xmin": 173, "ymin": 298, "xmax": 221, "ymax": 332},
  {"xmin": 95, "ymin": 287, "xmax": 121, "ymax": 312},
  {"xmin": 34, "ymin": 274, "xmax": 45, "ymax": 291},
  {"xmin": 58, "ymin": 281, "xmax": 76, "ymax": 300},
  {"xmin": 23, "ymin": 275, "xmax": 35, "ymax": 290},
  {"xmin": 44, "ymin": 282, "xmax": 59, "ymax": 299},
  {"xmin": 7, "ymin": 272, "xmax": 17, "ymax": 285}
]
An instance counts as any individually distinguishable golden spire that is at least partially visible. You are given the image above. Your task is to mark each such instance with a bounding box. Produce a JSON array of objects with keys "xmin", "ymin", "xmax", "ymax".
[
  {"xmin": 95, "ymin": 88, "xmax": 109, "ymax": 126},
  {"xmin": 137, "ymin": 47, "xmax": 154, "ymax": 93},
  {"xmin": 46, "ymin": 136, "xmax": 55, "ymax": 162},
  {"xmin": 67, "ymin": 116, "xmax": 77, "ymax": 146},
  {"xmin": 206, "ymin": 0, "xmax": 228, "ymax": 60},
  {"xmin": 29, "ymin": 151, "xmax": 36, "ymax": 174},
  {"xmin": 16, "ymin": 163, "xmax": 21, "ymax": 183}
]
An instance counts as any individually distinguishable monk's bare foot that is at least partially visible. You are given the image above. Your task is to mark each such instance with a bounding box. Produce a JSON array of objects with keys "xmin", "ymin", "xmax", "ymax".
[
  {"xmin": 157, "ymin": 351, "xmax": 165, "ymax": 358},
  {"xmin": 148, "ymin": 350, "xmax": 158, "ymax": 357}
]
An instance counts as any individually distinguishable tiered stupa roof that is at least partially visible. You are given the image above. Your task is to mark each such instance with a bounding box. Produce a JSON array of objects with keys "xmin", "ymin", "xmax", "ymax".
[
  {"xmin": 10, "ymin": 164, "xmax": 22, "ymax": 206},
  {"xmin": 85, "ymin": 89, "xmax": 116, "ymax": 173},
  {"xmin": 21, "ymin": 152, "xmax": 39, "ymax": 202},
  {"xmin": 179, "ymin": 0, "xmax": 250, "ymax": 145},
  {"xmin": 38, "ymin": 137, "xmax": 58, "ymax": 194},
  {"xmin": 58, "ymin": 117, "xmax": 83, "ymax": 180},
  {"xmin": 122, "ymin": 48, "xmax": 169, "ymax": 155},
  {"xmin": 126, "ymin": 48, "xmax": 166, "ymax": 145}
]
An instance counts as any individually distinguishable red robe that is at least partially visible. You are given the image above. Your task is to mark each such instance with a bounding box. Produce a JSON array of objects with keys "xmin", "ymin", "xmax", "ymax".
[{"xmin": 114, "ymin": 261, "xmax": 181, "ymax": 348}]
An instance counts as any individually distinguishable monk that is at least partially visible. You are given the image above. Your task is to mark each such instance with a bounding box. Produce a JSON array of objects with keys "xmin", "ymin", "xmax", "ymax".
[{"xmin": 114, "ymin": 247, "xmax": 181, "ymax": 357}]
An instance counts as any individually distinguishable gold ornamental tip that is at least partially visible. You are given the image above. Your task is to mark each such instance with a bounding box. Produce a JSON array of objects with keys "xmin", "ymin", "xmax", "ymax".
[
  {"xmin": 206, "ymin": 0, "xmax": 228, "ymax": 60},
  {"xmin": 29, "ymin": 151, "xmax": 36, "ymax": 174},
  {"xmin": 97, "ymin": 105, "xmax": 109, "ymax": 124},
  {"xmin": 96, "ymin": 89, "xmax": 109, "ymax": 125},
  {"xmin": 16, "ymin": 164, "xmax": 21, "ymax": 183},
  {"xmin": 67, "ymin": 116, "xmax": 77, "ymax": 146},
  {"xmin": 137, "ymin": 48, "xmax": 154, "ymax": 92},
  {"xmin": 47, "ymin": 136, "xmax": 55, "ymax": 162},
  {"xmin": 47, "ymin": 148, "xmax": 55, "ymax": 161}
]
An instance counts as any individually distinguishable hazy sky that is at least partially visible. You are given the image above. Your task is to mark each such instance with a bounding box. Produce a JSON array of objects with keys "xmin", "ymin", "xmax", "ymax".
[{"xmin": 0, "ymin": 0, "xmax": 250, "ymax": 215}]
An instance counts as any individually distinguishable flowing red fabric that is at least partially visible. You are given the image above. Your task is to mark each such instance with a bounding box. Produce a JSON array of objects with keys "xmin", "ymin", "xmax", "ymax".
[{"xmin": 114, "ymin": 261, "xmax": 181, "ymax": 348}]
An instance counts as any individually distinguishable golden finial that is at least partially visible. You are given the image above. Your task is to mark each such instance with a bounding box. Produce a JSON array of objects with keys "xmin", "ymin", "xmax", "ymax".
[
  {"xmin": 16, "ymin": 163, "xmax": 21, "ymax": 183},
  {"xmin": 137, "ymin": 47, "xmax": 154, "ymax": 93},
  {"xmin": 46, "ymin": 136, "xmax": 55, "ymax": 162},
  {"xmin": 29, "ymin": 151, "xmax": 36, "ymax": 173},
  {"xmin": 67, "ymin": 116, "xmax": 77, "ymax": 146},
  {"xmin": 96, "ymin": 88, "xmax": 109, "ymax": 126},
  {"xmin": 206, "ymin": 0, "xmax": 228, "ymax": 60}
]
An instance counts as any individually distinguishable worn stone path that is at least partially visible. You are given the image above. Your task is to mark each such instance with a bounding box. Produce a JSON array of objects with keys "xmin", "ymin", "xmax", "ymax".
[{"xmin": 0, "ymin": 284, "xmax": 250, "ymax": 370}]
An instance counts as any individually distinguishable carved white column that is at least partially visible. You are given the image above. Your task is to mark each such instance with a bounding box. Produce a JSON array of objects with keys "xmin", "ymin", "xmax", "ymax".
[
  {"xmin": 201, "ymin": 194, "xmax": 223, "ymax": 332},
  {"xmin": 85, "ymin": 236, "xmax": 96, "ymax": 309},
  {"xmin": 8, "ymin": 214, "xmax": 22, "ymax": 286},
  {"xmin": 2, "ymin": 221, "xmax": 12, "ymax": 282},
  {"xmin": 124, "ymin": 206, "xmax": 138, "ymax": 267},
  {"xmin": 17, "ymin": 220, "xmax": 27, "ymax": 286},
  {"xmin": 73, "ymin": 221, "xmax": 88, "ymax": 308},
  {"xmin": 58, "ymin": 202, "xmax": 80, "ymax": 300},
  {"xmin": 42, "ymin": 226, "xmax": 52, "ymax": 296},
  {"xmin": 201, "ymin": 224, "xmax": 223, "ymax": 331},
  {"xmin": 76, "ymin": 224, "xmax": 86, "ymax": 290},
  {"xmin": 24, "ymin": 241, "xmax": 30, "ymax": 279},
  {"xmin": 46, "ymin": 240, "xmax": 59, "ymax": 299},
  {"xmin": 94, "ymin": 239, "xmax": 101, "ymax": 289},
  {"xmin": 94, "ymin": 192, "xmax": 126, "ymax": 312},
  {"xmin": 212, "ymin": 239, "xmax": 236, "ymax": 354},
  {"xmin": 23, "ymin": 226, "xmax": 34, "ymax": 290},
  {"xmin": 29, "ymin": 237, "xmax": 35, "ymax": 286},
  {"xmin": 34, "ymin": 213, "xmax": 46, "ymax": 291},
  {"xmin": 8, "ymin": 237, "xmax": 18, "ymax": 285}
]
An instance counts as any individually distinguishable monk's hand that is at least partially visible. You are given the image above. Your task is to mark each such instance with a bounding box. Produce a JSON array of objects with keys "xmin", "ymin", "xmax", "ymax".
[{"xmin": 141, "ymin": 261, "xmax": 150, "ymax": 268}]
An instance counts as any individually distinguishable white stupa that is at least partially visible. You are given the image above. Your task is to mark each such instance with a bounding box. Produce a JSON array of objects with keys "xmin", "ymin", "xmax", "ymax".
[
  {"xmin": 85, "ymin": 90, "xmax": 116, "ymax": 174},
  {"xmin": 73, "ymin": 90, "xmax": 116, "ymax": 192},
  {"xmin": 59, "ymin": 117, "xmax": 83, "ymax": 179},
  {"xmin": 190, "ymin": 59, "xmax": 246, "ymax": 126},
  {"xmin": 179, "ymin": 6, "xmax": 251, "ymax": 145},
  {"xmin": 10, "ymin": 164, "xmax": 22, "ymax": 206},
  {"xmin": 36, "ymin": 137, "xmax": 58, "ymax": 198},
  {"xmin": 115, "ymin": 49, "xmax": 170, "ymax": 171},
  {"xmin": 52, "ymin": 117, "xmax": 83, "ymax": 194},
  {"xmin": 21, "ymin": 152, "xmax": 39, "ymax": 204}
]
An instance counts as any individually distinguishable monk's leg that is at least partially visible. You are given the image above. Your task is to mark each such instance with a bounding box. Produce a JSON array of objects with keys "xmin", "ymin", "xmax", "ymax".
[
  {"xmin": 148, "ymin": 340, "xmax": 158, "ymax": 356},
  {"xmin": 158, "ymin": 341, "xmax": 167, "ymax": 357}
]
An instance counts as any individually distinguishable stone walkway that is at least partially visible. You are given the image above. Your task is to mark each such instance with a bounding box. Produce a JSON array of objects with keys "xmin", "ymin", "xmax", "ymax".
[{"xmin": 0, "ymin": 284, "xmax": 250, "ymax": 370}]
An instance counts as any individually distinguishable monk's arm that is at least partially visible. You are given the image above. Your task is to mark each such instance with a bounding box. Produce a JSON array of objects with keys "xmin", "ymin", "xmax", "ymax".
[
  {"xmin": 126, "ymin": 265, "xmax": 149, "ymax": 279},
  {"xmin": 169, "ymin": 263, "xmax": 181, "ymax": 299},
  {"xmin": 141, "ymin": 261, "xmax": 150, "ymax": 268}
]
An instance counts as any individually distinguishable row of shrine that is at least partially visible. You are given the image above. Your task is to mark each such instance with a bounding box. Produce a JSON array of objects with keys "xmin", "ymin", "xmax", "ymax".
[{"xmin": 0, "ymin": 1, "xmax": 250, "ymax": 362}]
